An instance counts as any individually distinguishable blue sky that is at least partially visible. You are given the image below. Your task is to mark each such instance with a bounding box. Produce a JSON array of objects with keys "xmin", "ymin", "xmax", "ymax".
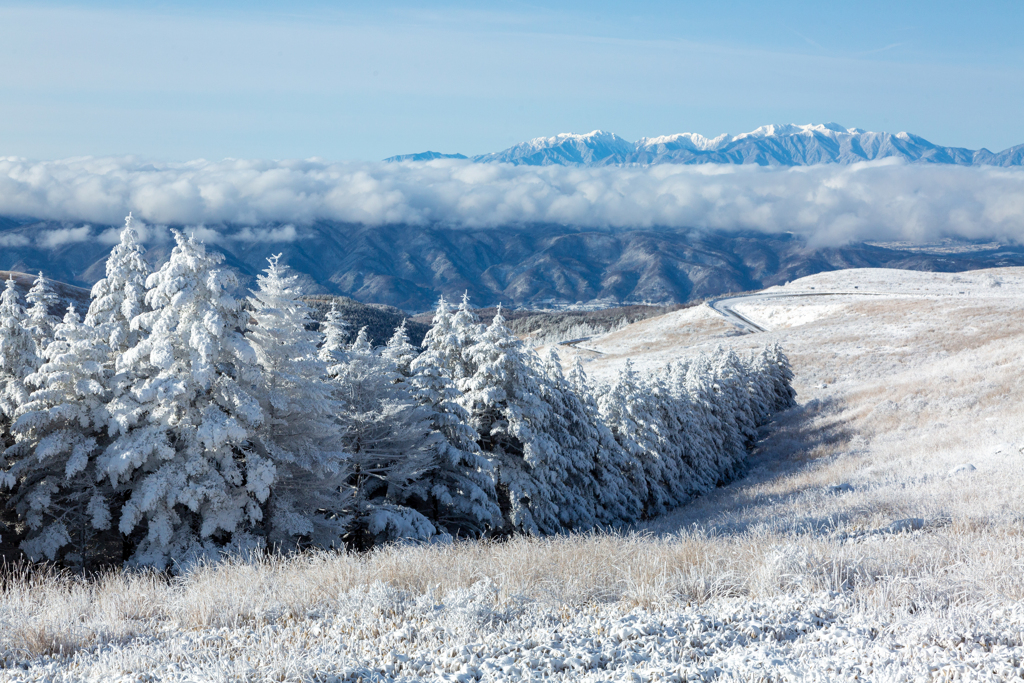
[{"xmin": 1, "ymin": 1, "xmax": 1022, "ymax": 161}]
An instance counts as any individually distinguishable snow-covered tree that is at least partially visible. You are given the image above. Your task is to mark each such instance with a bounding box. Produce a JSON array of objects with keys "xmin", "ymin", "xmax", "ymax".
[
  {"xmin": 98, "ymin": 230, "xmax": 265, "ymax": 568},
  {"xmin": 458, "ymin": 306, "xmax": 565, "ymax": 535},
  {"xmin": 448, "ymin": 293, "xmax": 482, "ymax": 383},
  {"xmin": 246, "ymin": 255, "xmax": 350, "ymax": 549},
  {"xmin": 381, "ymin": 320, "xmax": 418, "ymax": 376},
  {"xmin": 597, "ymin": 359, "xmax": 657, "ymax": 515},
  {"xmin": 329, "ymin": 326, "xmax": 436, "ymax": 549},
  {"xmin": 533, "ymin": 348, "xmax": 607, "ymax": 530},
  {"xmin": 84, "ymin": 213, "xmax": 151, "ymax": 354},
  {"xmin": 318, "ymin": 304, "xmax": 349, "ymax": 366},
  {"xmin": 409, "ymin": 301, "xmax": 500, "ymax": 537},
  {"xmin": 641, "ymin": 369, "xmax": 698, "ymax": 514},
  {"xmin": 0, "ymin": 277, "xmax": 38, "ymax": 449},
  {"xmin": 3, "ymin": 306, "xmax": 113, "ymax": 565},
  {"xmin": 24, "ymin": 272, "xmax": 60, "ymax": 357},
  {"xmin": 567, "ymin": 356, "xmax": 643, "ymax": 526},
  {"xmin": 760, "ymin": 343, "xmax": 798, "ymax": 414}
]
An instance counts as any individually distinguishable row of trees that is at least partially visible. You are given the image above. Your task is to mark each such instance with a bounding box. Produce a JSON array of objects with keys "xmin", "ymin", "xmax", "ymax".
[{"xmin": 0, "ymin": 216, "xmax": 796, "ymax": 570}]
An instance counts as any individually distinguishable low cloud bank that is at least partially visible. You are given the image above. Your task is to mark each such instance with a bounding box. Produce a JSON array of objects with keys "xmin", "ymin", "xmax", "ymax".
[{"xmin": 1, "ymin": 156, "xmax": 1023, "ymax": 246}]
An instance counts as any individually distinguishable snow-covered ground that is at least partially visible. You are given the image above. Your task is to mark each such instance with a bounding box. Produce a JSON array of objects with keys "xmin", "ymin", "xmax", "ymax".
[{"xmin": 4, "ymin": 266, "xmax": 1024, "ymax": 681}]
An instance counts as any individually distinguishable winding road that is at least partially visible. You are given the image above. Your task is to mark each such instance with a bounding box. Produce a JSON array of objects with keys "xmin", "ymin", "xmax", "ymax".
[{"xmin": 708, "ymin": 290, "xmax": 888, "ymax": 334}]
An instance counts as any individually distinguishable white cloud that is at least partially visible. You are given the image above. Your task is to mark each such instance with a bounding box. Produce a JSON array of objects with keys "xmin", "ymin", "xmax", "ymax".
[
  {"xmin": 1, "ymin": 156, "xmax": 1023, "ymax": 247},
  {"xmin": 37, "ymin": 225, "xmax": 93, "ymax": 248},
  {"xmin": 0, "ymin": 233, "xmax": 30, "ymax": 247}
]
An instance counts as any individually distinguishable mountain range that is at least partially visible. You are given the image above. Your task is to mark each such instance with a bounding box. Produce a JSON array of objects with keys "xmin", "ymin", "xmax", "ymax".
[
  {"xmin": 385, "ymin": 123, "xmax": 1024, "ymax": 167},
  {"xmin": 2, "ymin": 218, "xmax": 1022, "ymax": 313}
]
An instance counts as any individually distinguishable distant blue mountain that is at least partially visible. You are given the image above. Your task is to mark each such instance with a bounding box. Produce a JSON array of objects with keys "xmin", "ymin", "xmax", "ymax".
[
  {"xmin": 386, "ymin": 124, "xmax": 1024, "ymax": 167},
  {"xmin": 382, "ymin": 151, "xmax": 468, "ymax": 162}
]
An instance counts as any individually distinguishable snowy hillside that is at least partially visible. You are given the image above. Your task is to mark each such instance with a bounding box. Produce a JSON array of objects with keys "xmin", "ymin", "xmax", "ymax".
[
  {"xmin": 388, "ymin": 122, "xmax": 1024, "ymax": 167},
  {"xmin": 2, "ymin": 266, "xmax": 1023, "ymax": 680}
]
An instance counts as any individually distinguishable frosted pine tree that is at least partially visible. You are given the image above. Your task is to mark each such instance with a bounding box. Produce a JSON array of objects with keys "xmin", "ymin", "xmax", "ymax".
[
  {"xmin": 409, "ymin": 304, "xmax": 500, "ymax": 537},
  {"xmin": 318, "ymin": 304, "xmax": 349, "ymax": 367},
  {"xmin": 329, "ymin": 326, "xmax": 435, "ymax": 548},
  {"xmin": 84, "ymin": 213, "xmax": 150, "ymax": 354},
  {"xmin": 25, "ymin": 272, "xmax": 60, "ymax": 357},
  {"xmin": 534, "ymin": 348, "xmax": 606, "ymax": 530},
  {"xmin": 3, "ymin": 306, "xmax": 114, "ymax": 565},
  {"xmin": 458, "ymin": 307, "xmax": 562, "ymax": 535},
  {"xmin": 683, "ymin": 352, "xmax": 736, "ymax": 489},
  {"xmin": 246, "ymin": 255, "xmax": 350, "ymax": 549},
  {"xmin": 381, "ymin": 320, "xmax": 418, "ymax": 376},
  {"xmin": 568, "ymin": 356, "xmax": 643, "ymax": 525},
  {"xmin": 448, "ymin": 293, "xmax": 482, "ymax": 384},
  {"xmin": 714, "ymin": 349, "xmax": 757, "ymax": 450},
  {"xmin": 0, "ymin": 277, "xmax": 38, "ymax": 450},
  {"xmin": 597, "ymin": 359, "xmax": 657, "ymax": 516},
  {"xmin": 641, "ymin": 369, "xmax": 697, "ymax": 512},
  {"xmin": 99, "ymin": 231, "xmax": 264, "ymax": 568},
  {"xmin": 763, "ymin": 343, "xmax": 797, "ymax": 413}
]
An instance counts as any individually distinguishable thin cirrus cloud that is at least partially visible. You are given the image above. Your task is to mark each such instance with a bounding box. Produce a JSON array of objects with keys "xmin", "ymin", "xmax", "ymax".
[{"xmin": 1, "ymin": 155, "xmax": 1023, "ymax": 247}]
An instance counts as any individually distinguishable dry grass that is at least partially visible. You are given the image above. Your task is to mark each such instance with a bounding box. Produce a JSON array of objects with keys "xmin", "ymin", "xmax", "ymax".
[{"xmin": 5, "ymin": 523, "xmax": 1024, "ymax": 660}]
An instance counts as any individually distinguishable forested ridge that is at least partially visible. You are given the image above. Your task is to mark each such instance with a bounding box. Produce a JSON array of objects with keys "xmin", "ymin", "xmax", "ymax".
[{"xmin": 0, "ymin": 216, "xmax": 796, "ymax": 570}]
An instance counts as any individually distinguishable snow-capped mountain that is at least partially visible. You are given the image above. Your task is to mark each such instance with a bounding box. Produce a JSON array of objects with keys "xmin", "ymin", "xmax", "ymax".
[
  {"xmin": 471, "ymin": 131, "xmax": 635, "ymax": 166},
  {"xmin": 388, "ymin": 123, "xmax": 1024, "ymax": 167},
  {"xmin": 382, "ymin": 151, "xmax": 468, "ymax": 162}
]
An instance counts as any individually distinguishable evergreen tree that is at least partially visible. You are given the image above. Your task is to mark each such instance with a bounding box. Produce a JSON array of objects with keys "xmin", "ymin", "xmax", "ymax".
[
  {"xmin": 569, "ymin": 356, "xmax": 643, "ymax": 525},
  {"xmin": 448, "ymin": 293, "xmax": 482, "ymax": 383},
  {"xmin": 535, "ymin": 348, "xmax": 606, "ymax": 530},
  {"xmin": 25, "ymin": 272, "xmax": 60, "ymax": 357},
  {"xmin": 0, "ymin": 276, "xmax": 37, "ymax": 449},
  {"xmin": 409, "ymin": 304, "xmax": 500, "ymax": 537},
  {"xmin": 330, "ymin": 326, "xmax": 435, "ymax": 548},
  {"xmin": 99, "ymin": 230, "xmax": 264, "ymax": 568},
  {"xmin": 641, "ymin": 369, "xmax": 698, "ymax": 513},
  {"xmin": 3, "ymin": 306, "xmax": 113, "ymax": 565},
  {"xmin": 763, "ymin": 343, "xmax": 798, "ymax": 413},
  {"xmin": 683, "ymin": 352, "xmax": 738, "ymax": 489},
  {"xmin": 84, "ymin": 212, "xmax": 151, "ymax": 354},
  {"xmin": 246, "ymin": 255, "xmax": 350, "ymax": 549},
  {"xmin": 458, "ymin": 307, "xmax": 562, "ymax": 535},
  {"xmin": 318, "ymin": 304, "xmax": 349, "ymax": 366},
  {"xmin": 597, "ymin": 359, "xmax": 656, "ymax": 516}
]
